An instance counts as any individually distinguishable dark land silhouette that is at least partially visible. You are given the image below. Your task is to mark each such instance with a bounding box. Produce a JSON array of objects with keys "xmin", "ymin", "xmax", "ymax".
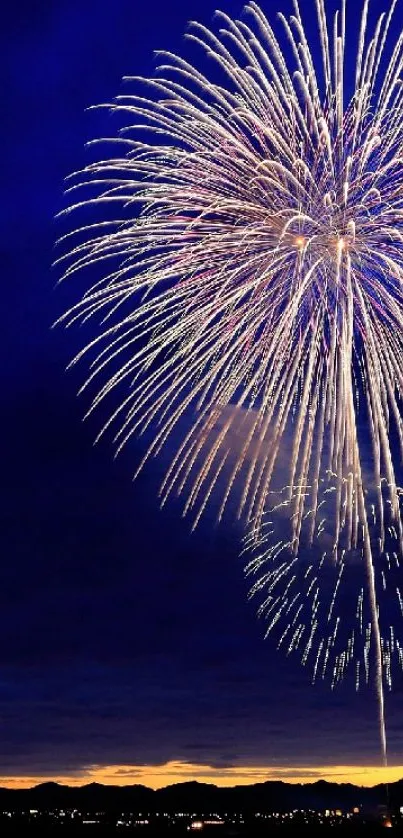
[{"xmin": 0, "ymin": 777, "xmax": 397, "ymax": 812}]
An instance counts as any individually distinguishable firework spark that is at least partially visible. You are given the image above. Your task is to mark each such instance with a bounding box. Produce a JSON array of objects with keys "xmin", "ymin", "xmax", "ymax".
[{"xmin": 58, "ymin": 0, "xmax": 403, "ymax": 765}]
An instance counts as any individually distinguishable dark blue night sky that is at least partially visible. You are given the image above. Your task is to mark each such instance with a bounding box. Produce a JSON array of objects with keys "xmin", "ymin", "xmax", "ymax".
[{"xmin": 2, "ymin": 0, "xmax": 403, "ymax": 784}]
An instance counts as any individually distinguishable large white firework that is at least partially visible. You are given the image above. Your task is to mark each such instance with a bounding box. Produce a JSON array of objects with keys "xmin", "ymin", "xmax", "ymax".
[{"xmin": 58, "ymin": 0, "xmax": 403, "ymax": 763}]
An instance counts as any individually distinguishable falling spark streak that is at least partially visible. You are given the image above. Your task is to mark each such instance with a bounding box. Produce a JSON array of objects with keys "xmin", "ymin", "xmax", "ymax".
[{"xmin": 58, "ymin": 1, "xmax": 403, "ymax": 767}]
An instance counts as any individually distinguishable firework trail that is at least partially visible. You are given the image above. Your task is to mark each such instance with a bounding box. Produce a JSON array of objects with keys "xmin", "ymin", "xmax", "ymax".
[{"xmin": 57, "ymin": 0, "xmax": 403, "ymax": 765}]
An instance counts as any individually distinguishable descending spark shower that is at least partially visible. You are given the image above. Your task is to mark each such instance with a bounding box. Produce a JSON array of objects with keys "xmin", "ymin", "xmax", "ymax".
[{"xmin": 59, "ymin": 0, "xmax": 403, "ymax": 766}]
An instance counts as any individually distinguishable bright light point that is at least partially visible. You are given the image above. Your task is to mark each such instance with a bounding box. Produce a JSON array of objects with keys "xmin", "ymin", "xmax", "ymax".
[{"xmin": 295, "ymin": 236, "xmax": 305, "ymax": 248}]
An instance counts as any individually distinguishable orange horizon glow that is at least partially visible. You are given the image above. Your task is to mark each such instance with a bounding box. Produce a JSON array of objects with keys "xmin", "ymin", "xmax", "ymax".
[{"xmin": 1, "ymin": 761, "xmax": 403, "ymax": 790}]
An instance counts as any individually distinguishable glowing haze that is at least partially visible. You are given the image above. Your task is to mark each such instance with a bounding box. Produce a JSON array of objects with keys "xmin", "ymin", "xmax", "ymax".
[
  {"xmin": 59, "ymin": 0, "xmax": 403, "ymax": 766},
  {"xmin": 2, "ymin": 761, "xmax": 403, "ymax": 789}
]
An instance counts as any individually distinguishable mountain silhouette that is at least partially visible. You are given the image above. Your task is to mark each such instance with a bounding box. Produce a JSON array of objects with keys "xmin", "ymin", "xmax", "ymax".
[{"xmin": 0, "ymin": 778, "xmax": 400, "ymax": 813}]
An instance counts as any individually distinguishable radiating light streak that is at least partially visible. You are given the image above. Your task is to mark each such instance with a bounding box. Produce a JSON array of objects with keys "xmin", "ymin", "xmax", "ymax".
[{"xmin": 58, "ymin": 0, "xmax": 403, "ymax": 768}]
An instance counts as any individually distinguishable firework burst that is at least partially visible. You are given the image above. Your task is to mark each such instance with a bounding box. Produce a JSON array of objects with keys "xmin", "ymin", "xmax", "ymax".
[{"xmin": 58, "ymin": 0, "xmax": 403, "ymax": 763}]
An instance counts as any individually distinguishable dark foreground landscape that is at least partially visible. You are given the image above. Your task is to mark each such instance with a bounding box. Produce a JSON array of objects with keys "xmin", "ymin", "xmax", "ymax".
[{"xmin": 0, "ymin": 778, "xmax": 400, "ymax": 832}]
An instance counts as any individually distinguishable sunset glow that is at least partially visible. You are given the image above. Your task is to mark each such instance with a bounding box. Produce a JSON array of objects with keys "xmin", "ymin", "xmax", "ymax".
[{"xmin": 2, "ymin": 761, "xmax": 403, "ymax": 789}]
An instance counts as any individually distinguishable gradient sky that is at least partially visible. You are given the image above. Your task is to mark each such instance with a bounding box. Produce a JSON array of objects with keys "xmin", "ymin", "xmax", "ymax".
[{"xmin": 2, "ymin": 0, "xmax": 403, "ymax": 786}]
